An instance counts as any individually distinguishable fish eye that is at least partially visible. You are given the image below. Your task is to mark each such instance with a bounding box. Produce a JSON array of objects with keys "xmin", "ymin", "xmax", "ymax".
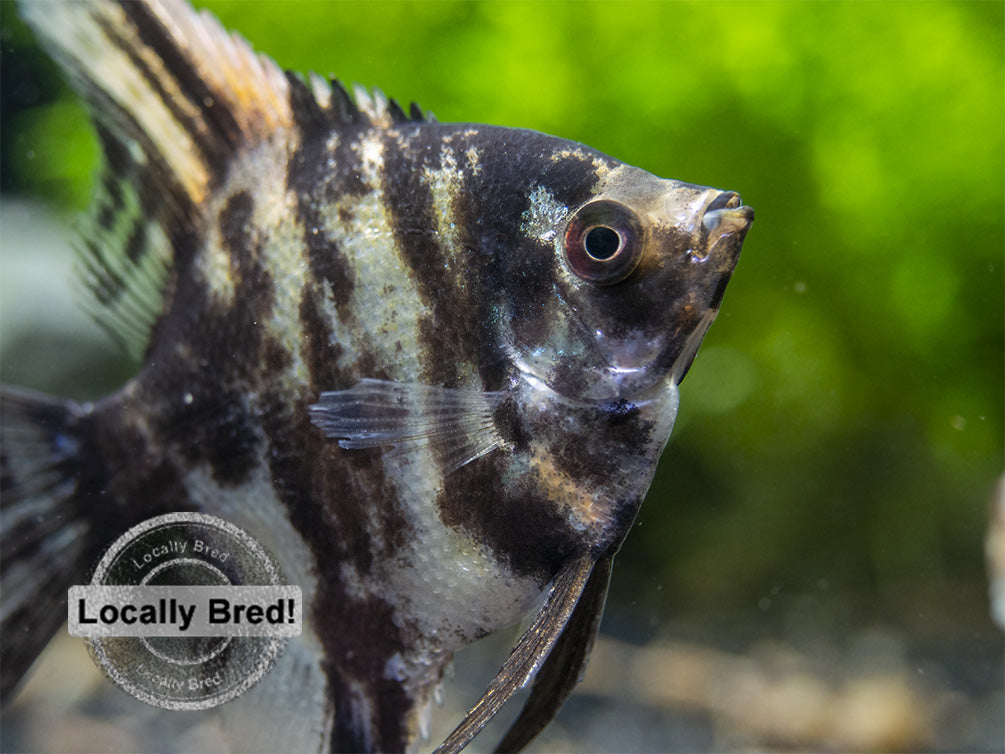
[{"xmin": 563, "ymin": 200, "xmax": 643, "ymax": 285}]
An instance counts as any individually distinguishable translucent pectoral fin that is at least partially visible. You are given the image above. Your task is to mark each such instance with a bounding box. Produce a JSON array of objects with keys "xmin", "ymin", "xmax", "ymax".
[
  {"xmin": 432, "ymin": 556, "xmax": 598, "ymax": 754},
  {"xmin": 308, "ymin": 379, "xmax": 507, "ymax": 474}
]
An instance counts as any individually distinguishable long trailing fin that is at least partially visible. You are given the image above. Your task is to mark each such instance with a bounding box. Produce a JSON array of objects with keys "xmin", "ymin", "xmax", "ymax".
[
  {"xmin": 432, "ymin": 556, "xmax": 597, "ymax": 754},
  {"xmin": 494, "ymin": 554, "xmax": 614, "ymax": 753},
  {"xmin": 0, "ymin": 388, "xmax": 97, "ymax": 703},
  {"xmin": 309, "ymin": 379, "xmax": 507, "ymax": 475}
]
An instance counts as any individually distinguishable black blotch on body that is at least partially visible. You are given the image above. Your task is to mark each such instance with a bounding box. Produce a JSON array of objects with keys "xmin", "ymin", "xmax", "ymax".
[
  {"xmin": 492, "ymin": 397, "xmax": 529, "ymax": 450},
  {"xmin": 261, "ymin": 337, "xmax": 293, "ymax": 376},
  {"xmin": 78, "ymin": 396, "xmax": 197, "ymax": 575},
  {"xmin": 551, "ymin": 401, "xmax": 654, "ymax": 489},
  {"xmin": 307, "ymin": 227, "xmax": 356, "ymax": 324},
  {"xmin": 218, "ymin": 191, "xmax": 277, "ymax": 330},
  {"xmin": 219, "ymin": 191, "xmax": 254, "ymax": 252},
  {"xmin": 220, "ymin": 192, "xmax": 261, "ymax": 287},
  {"xmin": 139, "ymin": 186, "xmax": 283, "ymax": 488},
  {"xmin": 142, "ymin": 312, "xmax": 261, "ymax": 486},
  {"xmin": 169, "ymin": 388, "xmax": 259, "ymax": 487},
  {"xmin": 297, "ymin": 288, "xmax": 372, "ymax": 399},
  {"xmin": 381, "ymin": 127, "xmax": 506, "ymax": 389},
  {"xmin": 285, "ymin": 80, "xmax": 364, "ymax": 325},
  {"xmin": 438, "ymin": 453, "xmax": 584, "ymax": 581}
]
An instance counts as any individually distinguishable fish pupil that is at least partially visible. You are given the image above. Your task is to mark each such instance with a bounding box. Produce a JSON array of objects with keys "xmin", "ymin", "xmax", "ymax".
[{"xmin": 584, "ymin": 226, "xmax": 621, "ymax": 260}]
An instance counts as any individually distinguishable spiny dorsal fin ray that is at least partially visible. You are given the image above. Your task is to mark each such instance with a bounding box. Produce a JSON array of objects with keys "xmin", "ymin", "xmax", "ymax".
[{"xmin": 300, "ymin": 74, "xmax": 435, "ymax": 127}]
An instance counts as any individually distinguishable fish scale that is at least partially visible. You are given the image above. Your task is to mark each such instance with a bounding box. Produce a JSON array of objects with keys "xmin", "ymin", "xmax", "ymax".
[{"xmin": 0, "ymin": 1, "xmax": 753, "ymax": 752}]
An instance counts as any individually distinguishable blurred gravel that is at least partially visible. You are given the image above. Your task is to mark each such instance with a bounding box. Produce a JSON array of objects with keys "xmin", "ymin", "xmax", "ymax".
[{"xmin": 3, "ymin": 611, "xmax": 1002, "ymax": 753}]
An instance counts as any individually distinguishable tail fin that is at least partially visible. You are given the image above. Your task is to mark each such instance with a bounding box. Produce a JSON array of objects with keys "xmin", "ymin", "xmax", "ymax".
[{"xmin": 0, "ymin": 387, "xmax": 95, "ymax": 703}]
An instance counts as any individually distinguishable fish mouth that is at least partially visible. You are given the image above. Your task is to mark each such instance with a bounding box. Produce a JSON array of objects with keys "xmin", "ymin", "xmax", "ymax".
[
  {"xmin": 703, "ymin": 190, "xmax": 754, "ymax": 223},
  {"xmin": 703, "ymin": 204, "xmax": 755, "ymax": 237},
  {"xmin": 703, "ymin": 203, "xmax": 755, "ymax": 232},
  {"xmin": 693, "ymin": 191, "xmax": 754, "ymax": 262}
]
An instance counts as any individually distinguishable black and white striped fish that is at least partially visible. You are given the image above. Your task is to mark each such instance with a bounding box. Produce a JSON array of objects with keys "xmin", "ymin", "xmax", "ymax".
[{"xmin": 0, "ymin": 1, "xmax": 753, "ymax": 751}]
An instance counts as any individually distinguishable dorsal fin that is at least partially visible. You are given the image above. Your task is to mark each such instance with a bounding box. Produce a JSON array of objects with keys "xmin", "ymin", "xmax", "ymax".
[
  {"xmin": 19, "ymin": 0, "xmax": 433, "ymax": 358},
  {"xmin": 18, "ymin": 0, "xmax": 295, "ymax": 358},
  {"xmin": 301, "ymin": 73, "xmax": 436, "ymax": 128}
]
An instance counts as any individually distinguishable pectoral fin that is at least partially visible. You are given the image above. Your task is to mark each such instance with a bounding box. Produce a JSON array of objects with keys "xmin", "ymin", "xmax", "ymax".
[
  {"xmin": 308, "ymin": 379, "xmax": 506, "ymax": 474},
  {"xmin": 433, "ymin": 555, "xmax": 597, "ymax": 754}
]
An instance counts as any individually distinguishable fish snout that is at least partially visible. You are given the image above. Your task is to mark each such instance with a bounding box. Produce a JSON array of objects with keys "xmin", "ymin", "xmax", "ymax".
[{"xmin": 685, "ymin": 191, "xmax": 753, "ymax": 265}]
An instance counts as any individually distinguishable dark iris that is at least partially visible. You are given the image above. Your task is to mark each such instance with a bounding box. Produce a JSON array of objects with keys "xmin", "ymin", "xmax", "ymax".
[
  {"xmin": 584, "ymin": 226, "xmax": 621, "ymax": 260},
  {"xmin": 563, "ymin": 200, "xmax": 644, "ymax": 285}
]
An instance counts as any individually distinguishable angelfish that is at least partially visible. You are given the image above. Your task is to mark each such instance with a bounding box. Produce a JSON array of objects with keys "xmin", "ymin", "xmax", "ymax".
[{"xmin": 0, "ymin": 1, "xmax": 754, "ymax": 752}]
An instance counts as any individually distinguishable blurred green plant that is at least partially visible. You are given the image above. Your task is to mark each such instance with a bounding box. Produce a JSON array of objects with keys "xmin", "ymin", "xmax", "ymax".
[{"xmin": 1, "ymin": 0, "xmax": 1001, "ymax": 629}]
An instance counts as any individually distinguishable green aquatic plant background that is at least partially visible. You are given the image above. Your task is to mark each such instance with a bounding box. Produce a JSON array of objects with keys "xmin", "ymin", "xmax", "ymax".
[{"xmin": 1, "ymin": 0, "xmax": 1002, "ymax": 642}]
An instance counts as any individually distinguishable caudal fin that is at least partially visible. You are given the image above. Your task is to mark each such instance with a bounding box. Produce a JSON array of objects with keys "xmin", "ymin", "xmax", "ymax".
[{"xmin": 0, "ymin": 387, "xmax": 99, "ymax": 703}]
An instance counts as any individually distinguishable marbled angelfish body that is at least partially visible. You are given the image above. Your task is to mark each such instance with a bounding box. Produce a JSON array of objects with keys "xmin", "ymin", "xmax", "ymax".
[{"xmin": 0, "ymin": 1, "xmax": 753, "ymax": 752}]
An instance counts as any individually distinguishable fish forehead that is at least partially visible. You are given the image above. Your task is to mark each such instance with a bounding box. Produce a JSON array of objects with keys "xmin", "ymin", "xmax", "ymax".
[{"xmin": 596, "ymin": 164, "xmax": 714, "ymax": 232}]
